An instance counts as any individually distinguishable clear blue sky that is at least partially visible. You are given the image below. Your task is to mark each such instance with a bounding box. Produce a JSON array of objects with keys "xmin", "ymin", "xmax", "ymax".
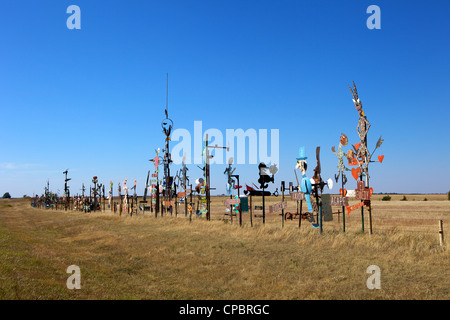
[{"xmin": 1, "ymin": 0, "xmax": 449, "ymax": 197}]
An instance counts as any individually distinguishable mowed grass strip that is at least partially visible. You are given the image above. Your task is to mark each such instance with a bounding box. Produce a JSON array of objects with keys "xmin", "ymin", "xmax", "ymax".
[{"xmin": 0, "ymin": 198, "xmax": 449, "ymax": 300}]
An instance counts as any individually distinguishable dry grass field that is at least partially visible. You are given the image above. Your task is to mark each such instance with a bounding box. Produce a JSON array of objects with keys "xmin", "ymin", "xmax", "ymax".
[{"xmin": 0, "ymin": 194, "xmax": 449, "ymax": 300}]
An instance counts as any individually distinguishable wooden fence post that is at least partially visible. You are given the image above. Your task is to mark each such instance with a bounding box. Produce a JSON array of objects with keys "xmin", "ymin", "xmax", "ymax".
[{"xmin": 439, "ymin": 220, "xmax": 444, "ymax": 246}]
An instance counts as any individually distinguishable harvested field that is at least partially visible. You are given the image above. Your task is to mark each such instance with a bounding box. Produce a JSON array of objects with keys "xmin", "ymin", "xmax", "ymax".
[{"xmin": 0, "ymin": 196, "xmax": 449, "ymax": 300}]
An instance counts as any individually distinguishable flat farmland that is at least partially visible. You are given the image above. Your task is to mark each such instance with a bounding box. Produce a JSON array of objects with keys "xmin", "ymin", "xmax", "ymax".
[{"xmin": 0, "ymin": 195, "xmax": 449, "ymax": 300}]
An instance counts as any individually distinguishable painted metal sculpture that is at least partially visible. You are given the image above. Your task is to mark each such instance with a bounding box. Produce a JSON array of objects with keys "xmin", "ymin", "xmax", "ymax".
[
  {"xmin": 295, "ymin": 146, "xmax": 333, "ymax": 231},
  {"xmin": 130, "ymin": 180, "xmax": 137, "ymax": 215},
  {"xmin": 150, "ymin": 147, "xmax": 161, "ymax": 214},
  {"xmin": 310, "ymin": 146, "xmax": 333, "ymax": 232},
  {"xmin": 348, "ymin": 82, "xmax": 384, "ymax": 181},
  {"xmin": 348, "ymin": 82, "xmax": 384, "ymax": 234},
  {"xmin": 224, "ymin": 157, "xmax": 236, "ymax": 196},
  {"xmin": 108, "ymin": 181, "xmax": 113, "ymax": 210},
  {"xmin": 152, "ymin": 148, "xmax": 160, "ymax": 173},
  {"xmin": 181, "ymin": 152, "xmax": 189, "ymax": 217},
  {"xmin": 63, "ymin": 169, "xmax": 71, "ymax": 210},
  {"xmin": 161, "ymin": 75, "xmax": 174, "ymax": 215},
  {"xmin": 195, "ymin": 177, "xmax": 207, "ymax": 217},
  {"xmin": 117, "ymin": 182, "xmax": 122, "ymax": 215},
  {"xmin": 123, "ymin": 178, "xmax": 128, "ymax": 214},
  {"xmin": 91, "ymin": 176, "xmax": 100, "ymax": 211},
  {"xmin": 295, "ymin": 147, "xmax": 313, "ymax": 215},
  {"xmin": 258, "ymin": 162, "xmax": 278, "ymax": 190},
  {"xmin": 331, "ymin": 134, "xmax": 351, "ymax": 231},
  {"xmin": 200, "ymin": 134, "xmax": 228, "ymax": 220},
  {"xmin": 247, "ymin": 162, "xmax": 278, "ymax": 224},
  {"xmin": 142, "ymin": 171, "xmax": 150, "ymax": 205},
  {"xmin": 331, "ymin": 133, "xmax": 350, "ymax": 186}
]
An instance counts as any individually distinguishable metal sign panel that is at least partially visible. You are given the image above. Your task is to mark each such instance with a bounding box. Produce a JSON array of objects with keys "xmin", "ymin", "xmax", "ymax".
[
  {"xmin": 345, "ymin": 201, "xmax": 365, "ymax": 215},
  {"xmin": 268, "ymin": 201, "xmax": 287, "ymax": 214},
  {"xmin": 290, "ymin": 192, "xmax": 305, "ymax": 201},
  {"xmin": 330, "ymin": 196, "xmax": 349, "ymax": 206},
  {"xmin": 224, "ymin": 198, "xmax": 240, "ymax": 207},
  {"xmin": 322, "ymin": 194, "xmax": 333, "ymax": 222},
  {"xmin": 355, "ymin": 180, "xmax": 372, "ymax": 200},
  {"xmin": 240, "ymin": 196, "xmax": 249, "ymax": 212}
]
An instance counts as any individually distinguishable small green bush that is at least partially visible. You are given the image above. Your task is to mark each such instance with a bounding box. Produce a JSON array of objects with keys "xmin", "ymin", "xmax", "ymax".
[
  {"xmin": 2, "ymin": 192, "xmax": 11, "ymax": 199},
  {"xmin": 423, "ymin": 198, "xmax": 428, "ymax": 201},
  {"xmin": 381, "ymin": 195, "xmax": 391, "ymax": 201},
  {"xmin": 401, "ymin": 195, "xmax": 407, "ymax": 201}
]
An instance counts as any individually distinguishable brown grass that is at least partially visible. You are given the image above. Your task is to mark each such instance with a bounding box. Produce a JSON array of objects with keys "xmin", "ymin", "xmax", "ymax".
[{"xmin": 0, "ymin": 196, "xmax": 449, "ymax": 300}]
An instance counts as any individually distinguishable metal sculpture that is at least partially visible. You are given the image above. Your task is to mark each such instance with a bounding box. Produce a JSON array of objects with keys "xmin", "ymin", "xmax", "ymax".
[
  {"xmin": 348, "ymin": 82, "xmax": 384, "ymax": 234},
  {"xmin": 295, "ymin": 147, "xmax": 332, "ymax": 233},
  {"xmin": 141, "ymin": 171, "xmax": 150, "ymax": 205},
  {"xmin": 201, "ymin": 133, "xmax": 228, "ymax": 220},
  {"xmin": 331, "ymin": 133, "xmax": 350, "ymax": 185},
  {"xmin": 102, "ymin": 184, "xmax": 105, "ymax": 212},
  {"xmin": 195, "ymin": 177, "xmax": 207, "ymax": 217},
  {"xmin": 117, "ymin": 182, "xmax": 122, "ymax": 215},
  {"xmin": 150, "ymin": 148, "xmax": 161, "ymax": 216},
  {"xmin": 181, "ymin": 152, "xmax": 190, "ymax": 217},
  {"xmin": 63, "ymin": 169, "xmax": 71, "ymax": 210},
  {"xmin": 161, "ymin": 75, "xmax": 174, "ymax": 216},
  {"xmin": 223, "ymin": 157, "xmax": 243, "ymax": 225},
  {"xmin": 224, "ymin": 157, "xmax": 236, "ymax": 196},
  {"xmin": 91, "ymin": 176, "xmax": 102, "ymax": 212},
  {"xmin": 285, "ymin": 183, "xmax": 307, "ymax": 223},
  {"xmin": 253, "ymin": 162, "xmax": 278, "ymax": 224},
  {"xmin": 123, "ymin": 178, "xmax": 129, "ymax": 215},
  {"xmin": 331, "ymin": 133, "xmax": 351, "ymax": 231},
  {"xmin": 130, "ymin": 180, "xmax": 137, "ymax": 216},
  {"xmin": 310, "ymin": 146, "xmax": 333, "ymax": 233},
  {"xmin": 295, "ymin": 147, "xmax": 313, "ymax": 219},
  {"xmin": 243, "ymin": 184, "xmax": 271, "ymax": 197},
  {"xmin": 109, "ymin": 181, "xmax": 113, "ymax": 210}
]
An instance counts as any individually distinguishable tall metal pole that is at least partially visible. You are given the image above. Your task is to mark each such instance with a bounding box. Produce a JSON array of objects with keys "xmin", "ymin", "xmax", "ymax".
[
  {"xmin": 366, "ymin": 148, "xmax": 373, "ymax": 234},
  {"xmin": 262, "ymin": 184, "xmax": 265, "ymax": 225},
  {"xmin": 183, "ymin": 161, "xmax": 188, "ymax": 217},
  {"xmin": 189, "ymin": 183, "xmax": 193, "ymax": 223},
  {"xmin": 232, "ymin": 174, "xmax": 241, "ymax": 226},
  {"xmin": 249, "ymin": 195, "xmax": 253, "ymax": 227},
  {"xmin": 341, "ymin": 173, "xmax": 346, "ymax": 233},
  {"xmin": 205, "ymin": 135, "xmax": 210, "ymax": 221},
  {"xmin": 281, "ymin": 181, "xmax": 285, "ymax": 228},
  {"xmin": 63, "ymin": 170, "xmax": 71, "ymax": 211},
  {"xmin": 161, "ymin": 73, "xmax": 173, "ymax": 217},
  {"xmin": 204, "ymin": 134, "xmax": 229, "ymax": 221}
]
